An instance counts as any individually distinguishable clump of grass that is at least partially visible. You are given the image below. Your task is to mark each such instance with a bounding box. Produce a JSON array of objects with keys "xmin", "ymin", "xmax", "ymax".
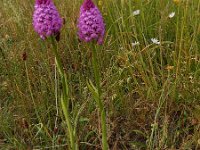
[{"xmin": 0, "ymin": 0, "xmax": 200, "ymax": 149}]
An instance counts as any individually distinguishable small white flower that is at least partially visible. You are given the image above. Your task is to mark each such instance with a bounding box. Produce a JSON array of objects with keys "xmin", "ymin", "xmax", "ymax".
[
  {"xmin": 151, "ymin": 38, "xmax": 160, "ymax": 45},
  {"xmin": 131, "ymin": 41, "xmax": 140, "ymax": 47},
  {"xmin": 132, "ymin": 10, "xmax": 140, "ymax": 16},
  {"xmin": 169, "ymin": 12, "xmax": 175, "ymax": 18}
]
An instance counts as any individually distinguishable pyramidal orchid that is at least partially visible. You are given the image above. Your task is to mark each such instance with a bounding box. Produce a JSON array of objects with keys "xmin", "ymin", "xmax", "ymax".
[
  {"xmin": 33, "ymin": 0, "xmax": 63, "ymax": 39},
  {"xmin": 78, "ymin": 0, "xmax": 105, "ymax": 45},
  {"xmin": 33, "ymin": 1, "xmax": 78, "ymax": 149},
  {"xmin": 78, "ymin": 1, "xmax": 108, "ymax": 150}
]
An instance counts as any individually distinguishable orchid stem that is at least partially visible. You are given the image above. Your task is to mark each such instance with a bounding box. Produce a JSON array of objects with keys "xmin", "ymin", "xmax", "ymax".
[
  {"xmin": 91, "ymin": 44, "xmax": 108, "ymax": 150},
  {"xmin": 50, "ymin": 37, "xmax": 77, "ymax": 150}
]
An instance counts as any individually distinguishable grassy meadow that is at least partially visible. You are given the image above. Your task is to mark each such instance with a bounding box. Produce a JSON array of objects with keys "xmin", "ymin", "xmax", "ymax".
[{"xmin": 0, "ymin": 0, "xmax": 200, "ymax": 149}]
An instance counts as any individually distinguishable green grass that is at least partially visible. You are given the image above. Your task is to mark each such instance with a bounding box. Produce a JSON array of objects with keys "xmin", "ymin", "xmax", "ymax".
[{"xmin": 0, "ymin": 0, "xmax": 200, "ymax": 149}]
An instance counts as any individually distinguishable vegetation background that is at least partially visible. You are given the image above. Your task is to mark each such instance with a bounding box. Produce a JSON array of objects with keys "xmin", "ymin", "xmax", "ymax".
[{"xmin": 0, "ymin": 0, "xmax": 200, "ymax": 149}]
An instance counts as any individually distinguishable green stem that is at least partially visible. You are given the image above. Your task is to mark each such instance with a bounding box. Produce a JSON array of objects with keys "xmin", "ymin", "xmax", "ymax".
[
  {"xmin": 50, "ymin": 37, "xmax": 64, "ymax": 75},
  {"xmin": 50, "ymin": 37, "xmax": 77, "ymax": 150},
  {"xmin": 61, "ymin": 75, "xmax": 76, "ymax": 150},
  {"xmin": 91, "ymin": 45, "xmax": 108, "ymax": 150}
]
